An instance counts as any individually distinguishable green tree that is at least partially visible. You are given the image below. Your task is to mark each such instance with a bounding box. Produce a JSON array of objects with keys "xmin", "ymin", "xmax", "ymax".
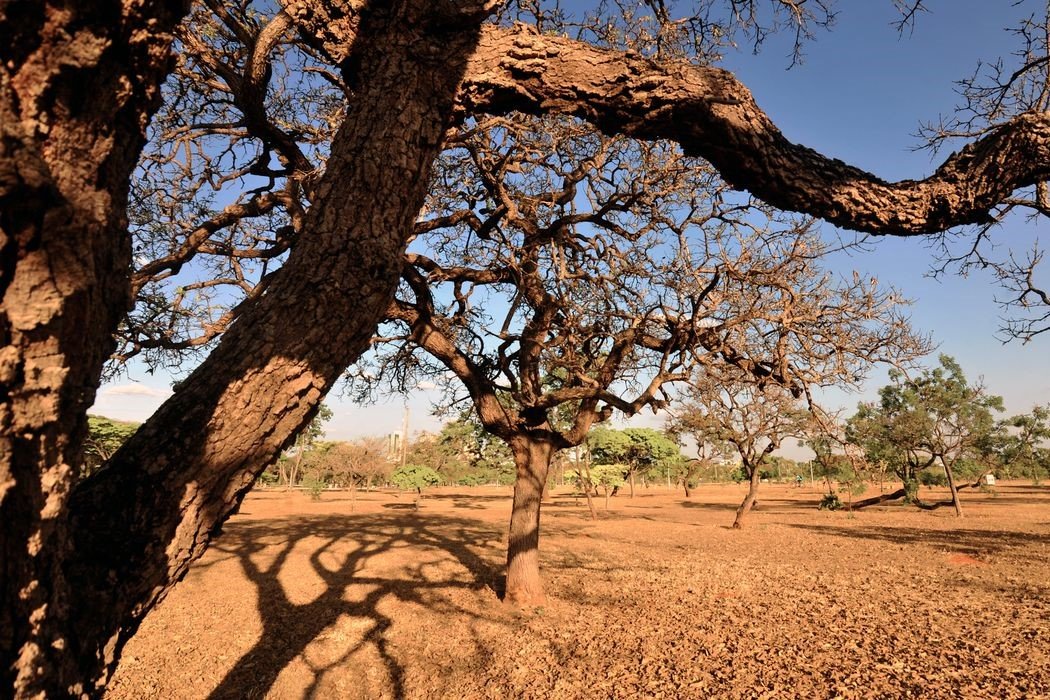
[
  {"xmin": 847, "ymin": 355, "xmax": 1003, "ymax": 515},
  {"xmin": 998, "ymin": 405, "xmax": 1050, "ymax": 483},
  {"xmin": 82, "ymin": 417, "xmax": 141, "ymax": 478},
  {"xmin": 283, "ymin": 404, "xmax": 334, "ymax": 487},
  {"xmin": 391, "ymin": 464, "xmax": 442, "ymax": 508},
  {"xmin": 566, "ymin": 464, "xmax": 625, "ymax": 510},
  {"xmin": 588, "ymin": 427, "xmax": 680, "ymax": 497}
]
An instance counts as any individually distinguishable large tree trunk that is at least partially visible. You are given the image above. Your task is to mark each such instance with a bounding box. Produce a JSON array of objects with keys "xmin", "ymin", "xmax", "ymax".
[
  {"xmin": 733, "ymin": 463, "xmax": 762, "ymax": 529},
  {"xmin": 0, "ymin": 3, "xmax": 190, "ymax": 696},
  {"xmin": 59, "ymin": 2, "xmax": 486, "ymax": 693},
  {"xmin": 505, "ymin": 435, "xmax": 555, "ymax": 606}
]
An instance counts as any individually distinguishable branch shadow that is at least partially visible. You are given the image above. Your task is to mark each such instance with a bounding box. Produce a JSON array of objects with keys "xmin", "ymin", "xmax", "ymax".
[
  {"xmin": 200, "ymin": 512, "xmax": 506, "ymax": 699},
  {"xmin": 678, "ymin": 501, "xmax": 738, "ymax": 511},
  {"xmin": 785, "ymin": 523, "xmax": 1048, "ymax": 562}
]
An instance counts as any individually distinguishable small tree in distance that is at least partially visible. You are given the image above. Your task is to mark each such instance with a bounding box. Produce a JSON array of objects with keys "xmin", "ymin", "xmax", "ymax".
[
  {"xmin": 82, "ymin": 417, "xmax": 140, "ymax": 478},
  {"xmin": 391, "ymin": 464, "xmax": 442, "ymax": 509},
  {"xmin": 587, "ymin": 427, "xmax": 680, "ymax": 498},
  {"xmin": 566, "ymin": 464, "xmax": 625, "ymax": 511},
  {"xmin": 998, "ymin": 405, "xmax": 1050, "ymax": 484},
  {"xmin": 676, "ymin": 367, "xmax": 811, "ymax": 528}
]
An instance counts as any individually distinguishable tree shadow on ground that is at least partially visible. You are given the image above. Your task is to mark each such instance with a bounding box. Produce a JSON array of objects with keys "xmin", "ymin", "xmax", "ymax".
[
  {"xmin": 785, "ymin": 523, "xmax": 1047, "ymax": 561},
  {"xmin": 199, "ymin": 512, "xmax": 506, "ymax": 699}
]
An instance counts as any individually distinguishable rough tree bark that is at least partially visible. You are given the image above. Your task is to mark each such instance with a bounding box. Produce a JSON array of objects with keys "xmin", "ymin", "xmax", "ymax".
[
  {"xmin": 0, "ymin": 2, "xmax": 190, "ymax": 695},
  {"xmin": 505, "ymin": 435, "xmax": 555, "ymax": 605},
  {"xmin": 4, "ymin": 1, "xmax": 490, "ymax": 695}
]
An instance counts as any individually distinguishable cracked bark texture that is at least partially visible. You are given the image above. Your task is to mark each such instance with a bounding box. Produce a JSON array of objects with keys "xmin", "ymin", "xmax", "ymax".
[
  {"xmin": 60, "ymin": 0, "xmax": 488, "ymax": 694},
  {"xmin": 0, "ymin": 1, "xmax": 189, "ymax": 696},
  {"xmin": 459, "ymin": 24, "xmax": 1050, "ymax": 235}
]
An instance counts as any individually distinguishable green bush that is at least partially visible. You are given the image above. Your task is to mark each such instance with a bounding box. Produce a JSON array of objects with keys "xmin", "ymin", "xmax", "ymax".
[
  {"xmin": 903, "ymin": 478, "xmax": 920, "ymax": 503},
  {"xmin": 302, "ymin": 476, "xmax": 325, "ymax": 501},
  {"xmin": 818, "ymin": 493, "xmax": 843, "ymax": 511},
  {"xmin": 918, "ymin": 470, "xmax": 948, "ymax": 487},
  {"xmin": 456, "ymin": 473, "xmax": 486, "ymax": 487}
]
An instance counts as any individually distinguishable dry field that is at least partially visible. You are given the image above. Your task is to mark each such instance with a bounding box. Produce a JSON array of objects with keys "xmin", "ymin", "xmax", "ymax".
[{"xmin": 106, "ymin": 482, "xmax": 1050, "ymax": 699}]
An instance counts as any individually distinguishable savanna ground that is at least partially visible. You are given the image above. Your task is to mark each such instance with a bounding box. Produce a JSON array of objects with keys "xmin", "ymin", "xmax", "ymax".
[{"xmin": 106, "ymin": 482, "xmax": 1050, "ymax": 699}]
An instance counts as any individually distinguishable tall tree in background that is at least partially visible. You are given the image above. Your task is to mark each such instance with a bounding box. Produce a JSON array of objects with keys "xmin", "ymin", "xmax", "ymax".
[
  {"xmin": 587, "ymin": 427, "xmax": 681, "ymax": 497},
  {"xmin": 3, "ymin": 1, "xmax": 1050, "ymax": 694},
  {"xmin": 667, "ymin": 403, "xmax": 735, "ymax": 493}
]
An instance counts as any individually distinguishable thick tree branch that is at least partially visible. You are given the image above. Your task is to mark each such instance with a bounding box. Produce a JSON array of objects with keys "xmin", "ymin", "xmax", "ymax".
[{"xmin": 459, "ymin": 24, "xmax": 1050, "ymax": 235}]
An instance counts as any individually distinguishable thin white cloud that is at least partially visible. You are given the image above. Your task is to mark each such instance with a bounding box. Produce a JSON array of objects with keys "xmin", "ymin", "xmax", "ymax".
[
  {"xmin": 99, "ymin": 383, "xmax": 172, "ymax": 399},
  {"xmin": 416, "ymin": 381, "xmax": 438, "ymax": 391}
]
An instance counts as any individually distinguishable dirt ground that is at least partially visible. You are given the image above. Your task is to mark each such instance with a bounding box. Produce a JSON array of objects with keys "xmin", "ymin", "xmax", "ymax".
[{"xmin": 106, "ymin": 481, "xmax": 1050, "ymax": 699}]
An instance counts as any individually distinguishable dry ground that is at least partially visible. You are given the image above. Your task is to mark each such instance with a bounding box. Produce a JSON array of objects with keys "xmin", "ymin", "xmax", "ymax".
[{"xmin": 106, "ymin": 482, "xmax": 1050, "ymax": 699}]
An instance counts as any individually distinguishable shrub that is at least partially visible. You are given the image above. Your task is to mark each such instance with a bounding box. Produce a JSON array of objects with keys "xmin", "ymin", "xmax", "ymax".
[
  {"xmin": 302, "ymin": 476, "xmax": 325, "ymax": 501},
  {"xmin": 918, "ymin": 470, "xmax": 948, "ymax": 487},
  {"xmin": 818, "ymin": 493, "xmax": 843, "ymax": 511}
]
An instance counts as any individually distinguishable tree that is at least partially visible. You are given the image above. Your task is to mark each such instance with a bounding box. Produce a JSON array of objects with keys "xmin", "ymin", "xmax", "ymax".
[
  {"xmin": 998, "ymin": 405, "xmax": 1050, "ymax": 483},
  {"xmin": 349, "ymin": 103, "xmax": 926, "ymax": 603},
  {"xmin": 429, "ymin": 415, "xmax": 514, "ymax": 485},
  {"xmin": 667, "ymin": 406, "xmax": 735, "ymax": 495},
  {"xmin": 847, "ymin": 355, "xmax": 1004, "ymax": 514},
  {"xmin": 677, "ymin": 367, "xmax": 811, "ymax": 528},
  {"xmin": 588, "ymin": 427, "xmax": 681, "ymax": 497},
  {"xmin": 565, "ymin": 464, "xmax": 624, "ymax": 510},
  {"xmin": 283, "ymin": 404, "xmax": 334, "ymax": 487},
  {"xmin": 4, "ymin": 1, "xmax": 1049, "ymax": 694},
  {"xmin": 391, "ymin": 463, "xmax": 442, "ymax": 507},
  {"xmin": 299, "ymin": 437, "xmax": 393, "ymax": 498},
  {"xmin": 82, "ymin": 417, "xmax": 141, "ymax": 477}
]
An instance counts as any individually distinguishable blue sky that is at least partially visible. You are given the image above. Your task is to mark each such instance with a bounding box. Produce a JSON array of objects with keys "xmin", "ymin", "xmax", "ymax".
[{"xmin": 92, "ymin": 1, "xmax": 1049, "ymax": 447}]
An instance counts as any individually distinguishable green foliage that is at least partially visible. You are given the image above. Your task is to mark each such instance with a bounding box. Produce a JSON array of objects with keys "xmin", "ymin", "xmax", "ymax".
[
  {"xmin": 391, "ymin": 463, "xmax": 442, "ymax": 493},
  {"xmin": 407, "ymin": 415, "xmax": 514, "ymax": 486},
  {"xmin": 818, "ymin": 493, "xmax": 843, "ymax": 511},
  {"xmin": 565, "ymin": 464, "xmax": 625, "ymax": 490},
  {"xmin": 590, "ymin": 464, "xmax": 627, "ymax": 489},
  {"xmin": 997, "ymin": 404, "xmax": 1050, "ymax": 483},
  {"xmin": 918, "ymin": 469, "xmax": 947, "ymax": 487},
  {"xmin": 257, "ymin": 466, "xmax": 281, "ymax": 487},
  {"xmin": 83, "ymin": 415, "xmax": 140, "ymax": 476},
  {"xmin": 455, "ymin": 473, "xmax": 487, "ymax": 487},
  {"xmin": 847, "ymin": 355, "xmax": 1003, "ymax": 487},
  {"xmin": 588, "ymin": 427, "xmax": 681, "ymax": 482},
  {"xmin": 302, "ymin": 476, "xmax": 325, "ymax": 501},
  {"xmin": 299, "ymin": 404, "xmax": 334, "ymax": 446}
]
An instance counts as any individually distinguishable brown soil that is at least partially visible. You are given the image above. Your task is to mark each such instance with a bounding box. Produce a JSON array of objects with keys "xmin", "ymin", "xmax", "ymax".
[{"xmin": 106, "ymin": 482, "xmax": 1050, "ymax": 699}]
